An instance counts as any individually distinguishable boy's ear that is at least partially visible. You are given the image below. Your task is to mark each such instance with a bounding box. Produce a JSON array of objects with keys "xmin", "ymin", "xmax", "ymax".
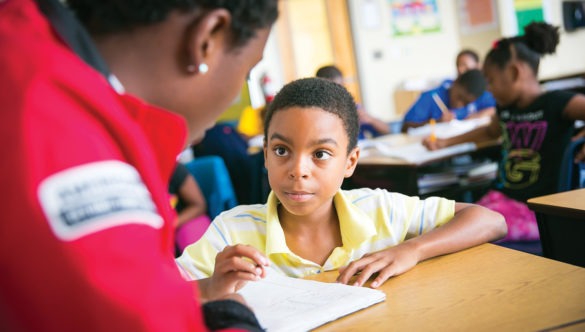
[
  {"xmin": 184, "ymin": 9, "xmax": 231, "ymax": 73},
  {"xmin": 344, "ymin": 147, "xmax": 360, "ymax": 178}
]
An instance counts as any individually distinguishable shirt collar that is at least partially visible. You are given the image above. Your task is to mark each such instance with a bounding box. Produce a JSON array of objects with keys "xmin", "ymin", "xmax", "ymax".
[
  {"xmin": 333, "ymin": 190, "xmax": 377, "ymax": 249},
  {"xmin": 264, "ymin": 190, "xmax": 377, "ymax": 256}
]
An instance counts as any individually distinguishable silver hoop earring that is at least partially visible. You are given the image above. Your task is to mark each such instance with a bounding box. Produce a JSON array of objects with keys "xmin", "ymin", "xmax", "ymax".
[{"xmin": 198, "ymin": 63, "xmax": 209, "ymax": 74}]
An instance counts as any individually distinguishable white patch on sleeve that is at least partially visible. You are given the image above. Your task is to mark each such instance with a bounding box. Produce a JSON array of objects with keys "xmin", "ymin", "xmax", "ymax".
[{"xmin": 38, "ymin": 160, "xmax": 163, "ymax": 241}]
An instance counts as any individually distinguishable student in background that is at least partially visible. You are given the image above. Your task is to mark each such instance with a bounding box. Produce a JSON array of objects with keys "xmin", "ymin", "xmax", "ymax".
[
  {"xmin": 169, "ymin": 162, "xmax": 212, "ymax": 253},
  {"xmin": 177, "ymin": 78, "xmax": 506, "ymax": 293},
  {"xmin": 456, "ymin": 49, "xmax": 481, "ymax": 76},
  {"xmin": 452, "ymin": 49, "xmax": 497, "ymax": 119},
  {"xmin": 316, "ymin": 65, "xmax": 391, "ymax": 138},
  {"xmin": 423, "ymin": 22, "xmax": 585, "ymax": 242},
  {"xmin": 0, "ymin": 0, "xmax": 277, "ymax": 330},
  {"xmin": 401, "ymin": 69, "xmax": 491, "ymax": 132}
]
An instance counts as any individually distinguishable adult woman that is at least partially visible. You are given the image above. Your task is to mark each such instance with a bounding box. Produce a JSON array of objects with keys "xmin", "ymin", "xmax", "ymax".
[{"xmin": 0, "ymin": 0, "xmax": 277, "ymax": 330}]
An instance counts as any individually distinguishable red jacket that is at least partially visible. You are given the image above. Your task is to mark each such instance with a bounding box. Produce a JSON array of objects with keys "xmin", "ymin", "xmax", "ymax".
[{"xmin": 0, "ymin": 1, "xmax": 240, "ymax": 330}]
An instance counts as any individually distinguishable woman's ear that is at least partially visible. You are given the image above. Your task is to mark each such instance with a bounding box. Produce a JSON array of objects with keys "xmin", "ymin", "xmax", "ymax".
[
  {"xmin": 344, "ymin": 147, "xmax": 360, "ymax": 178},
  {"xmin": 184, "ymin": 8, "xmax": 232, "ymax": 74}
]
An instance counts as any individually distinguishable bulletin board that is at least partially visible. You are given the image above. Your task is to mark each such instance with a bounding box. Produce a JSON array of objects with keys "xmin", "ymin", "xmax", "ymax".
[
  {"xmin": 457, "ymin": 0, "xmax": 499, "ymax": 35},
  {"xmin": 388, "ymin": 0, "xmax": 442, "ymax": 36},
  {"xmin": 514, "ymin": 0, "xmax": 544, "ymax": 34}
]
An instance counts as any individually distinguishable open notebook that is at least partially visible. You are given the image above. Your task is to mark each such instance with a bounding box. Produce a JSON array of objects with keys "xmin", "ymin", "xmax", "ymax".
[{"xmin": 238, "ymin": 268, "xmax": 386, "ymax": 332}]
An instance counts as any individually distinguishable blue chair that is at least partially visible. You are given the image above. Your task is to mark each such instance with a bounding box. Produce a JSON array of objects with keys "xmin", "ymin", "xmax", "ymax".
[
  {"xmin": 184, "ymin": 156, "xmax": 238, "ymax": 220},
  {"xmin": 557, "ymin": 137, "xmax": 585, "ymax": 192},
  {"xmin": 192, "ymin": 123, "xmax": 270, "ymax": 204}
]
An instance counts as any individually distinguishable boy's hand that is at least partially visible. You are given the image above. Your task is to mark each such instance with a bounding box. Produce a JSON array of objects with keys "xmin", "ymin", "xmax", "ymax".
[
  {"xmin": 200, "ymin": 244, "xmax": 269, "ymax": 301},
  {"xmin": 422, "ymin": 136, "xmax": 447, "ymax": 151},
  {"xmin": 336, "ymin": 242, "xmax": 419, "ymax": 288},
  {"xmin": 440, "ymin": 111, "xmax": 455, "ymax": 122}
]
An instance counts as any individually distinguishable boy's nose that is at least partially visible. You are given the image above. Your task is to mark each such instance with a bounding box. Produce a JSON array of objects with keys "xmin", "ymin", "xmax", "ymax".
[{"xmin": 289, "ymin": 156, "xmax": 310, "ymax": 179}]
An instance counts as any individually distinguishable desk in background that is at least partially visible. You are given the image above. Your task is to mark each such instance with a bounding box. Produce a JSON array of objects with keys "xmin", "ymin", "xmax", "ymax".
[
  {"xmin": 345, "ymin": 133, "xmax": 500, "ymax": 199},
  {"xmin": 308, "ymin": 244, "xmax": 585, "ymax": 331},
  {"xmin": 527, "ymin": 188, "xmax": 585, "ymax": 268}
]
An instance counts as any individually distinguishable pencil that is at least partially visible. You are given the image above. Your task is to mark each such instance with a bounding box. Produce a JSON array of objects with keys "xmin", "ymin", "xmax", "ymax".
[
  {"xmin": 429, "ymin": 118, "xmax": 436, "ymax": 142},
  {"xmin": 432, "ymin": 93, "xmax": 450, "ymax": 115}
]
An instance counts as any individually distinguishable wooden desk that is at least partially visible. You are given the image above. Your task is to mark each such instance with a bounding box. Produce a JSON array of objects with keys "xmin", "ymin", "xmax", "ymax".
[
  {"xmin": 528, "ymin": 188, "xmax": 585, "ymax": 267},
  {"xmin": 306, "ymin": 244, "xmax": 585, "ymax": 331},
  {"xmin": 346, "ymin": 133, "xmax": 500, "ymax": 198}
]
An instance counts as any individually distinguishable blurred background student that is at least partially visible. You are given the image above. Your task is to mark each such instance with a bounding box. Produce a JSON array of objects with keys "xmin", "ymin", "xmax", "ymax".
[
  {"xmin": 450, "ymin": 49, "xmax": 497, "ymax": 119},
  {"xmin": 423, "ymin": 22, "xmax": 585, "ymax": 244},
  {"xmin": 316, "ymin": 65, "xmax": 391, "ymax": 139},
  {"xmin": 169, "ymin": 162, "xmax": 211, "ymax": 254},
  {"xmin": 401, "ymin": 49, "xmax": 496, "ymax": 132},
  {"xmin": 401, "ymin": 69, "xmax": 490, "ymax": 132}
]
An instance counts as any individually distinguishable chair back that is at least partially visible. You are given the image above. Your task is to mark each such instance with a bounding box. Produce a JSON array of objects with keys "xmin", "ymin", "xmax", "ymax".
[
  {"xmin": 557, "ymin": 137, "xmax": 585, "ymax": 192},
  {"xmin": 185, "ymin": 156, "xmax": 238, "ymax": 219}
]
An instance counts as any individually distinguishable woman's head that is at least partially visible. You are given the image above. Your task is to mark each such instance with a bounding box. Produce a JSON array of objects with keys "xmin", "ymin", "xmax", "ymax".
[
  {"xmin": 67, "ymin": 0, "xmax": 278, "ymax": 49},
  {"xmin": 456, "ymin": 49, "xmax": 480, "ymax": 76},
  {"xmin": 264, "ymin": 78, "xmax": 359, "ymax": 154},
  {"xmin": 483, "ymin": 22, "xmax": 559, "ymax": 107},
  {"xmin": 67, "ymin": 0, "xmax": 278, "ymax": 142}
]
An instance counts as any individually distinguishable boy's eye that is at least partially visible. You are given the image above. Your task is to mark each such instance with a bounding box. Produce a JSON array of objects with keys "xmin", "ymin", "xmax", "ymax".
[
  {"xmin": 274, "ymin": 146, "xmax": 288, "ymax": 156},
  {"xmin": 314, "ymin": 150, "xmax": 332, "ymax": 160}
]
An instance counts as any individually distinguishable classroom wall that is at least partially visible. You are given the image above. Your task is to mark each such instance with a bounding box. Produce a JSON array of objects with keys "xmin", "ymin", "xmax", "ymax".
[
  {"xmin": 348, "ymin": 0, "xmax": 461, "ymax": 121},
  {"xmin": 348, "ymin": 0, "xmax": 585, "ymax": 121},
  {"xmin": 498, "ymin": 0, "xmax": 585, "ymax": 80}
]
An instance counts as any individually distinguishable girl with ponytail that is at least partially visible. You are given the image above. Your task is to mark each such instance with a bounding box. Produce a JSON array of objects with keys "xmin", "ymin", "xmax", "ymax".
[{"xmin": 424, "ymin": 22, "xmax": 585, "ymax": 242}]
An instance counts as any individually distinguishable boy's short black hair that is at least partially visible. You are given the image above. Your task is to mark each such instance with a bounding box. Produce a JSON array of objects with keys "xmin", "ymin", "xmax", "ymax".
[
  {"xmin": 315, "ymin": 65, "xmax": 343, "ymax": 81},
  {"xmin": 454, "ymin": 69, "xmax": 486, "ymax": 98},
  {"xmin": 264, "ymin": 78, "xmax": 359, "ymax": 153},
  {"xmin": 66, "ymin": 0, "xmax": 278, "ymax": 48}
]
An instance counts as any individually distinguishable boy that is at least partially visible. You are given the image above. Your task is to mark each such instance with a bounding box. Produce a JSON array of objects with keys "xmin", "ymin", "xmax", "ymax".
[
  {"xmin": 177, "ymin": 78, "xmax": 506, "ymax": 297},
  {"xmin": 401, "ymin": 69, "xmax": 494, "ymax": 132},
  {"xmin": 316, "ymin": 65, "xmax": 391, "ymax": 138}
]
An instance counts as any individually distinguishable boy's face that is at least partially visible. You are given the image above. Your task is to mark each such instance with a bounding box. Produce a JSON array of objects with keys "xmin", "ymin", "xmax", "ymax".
[
  {"xmin": 264, "ymin": 107, "xmax": 359, "ymax": 218},
  {"xmin": 449, "ymin": 83, "xmax": 477, "ymax": 109}
]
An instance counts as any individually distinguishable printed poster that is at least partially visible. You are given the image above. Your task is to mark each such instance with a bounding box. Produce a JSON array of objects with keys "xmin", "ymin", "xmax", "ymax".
[
  {"xmin": 388, "ymin": 0, "xmax": 441, "ymax": 36},
  {"xmin": 457, "ymin": 0, "xmax": 499, "ymax": 35}
]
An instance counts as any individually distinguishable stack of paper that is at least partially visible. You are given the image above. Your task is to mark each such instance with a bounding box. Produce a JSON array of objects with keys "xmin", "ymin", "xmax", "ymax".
[
  {"xmin": 361, "ymin": 141, "xmax": 476, "ymax": 165},
  {"xmin": 407, "ymin": 117, "xmax": 490, "ymax": 139},
  {"xmin": 238, "ymin": 269, "xmax": 386, "ymax": 331}
]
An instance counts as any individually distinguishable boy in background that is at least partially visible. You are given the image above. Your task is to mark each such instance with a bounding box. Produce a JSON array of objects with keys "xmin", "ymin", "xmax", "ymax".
[
  {"xmin": 317, "ymin": 65, "xmax": 391, "ymax": 138},
  {"xmin": 401, "ymin": 69, "xmax": 493, "ymax": 132}
]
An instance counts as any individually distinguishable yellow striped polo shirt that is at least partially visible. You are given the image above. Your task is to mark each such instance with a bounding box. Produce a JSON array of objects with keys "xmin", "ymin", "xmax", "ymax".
[{"xmin": 176, "ymin": 188, "xmax": 454, "ymax": 279}]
